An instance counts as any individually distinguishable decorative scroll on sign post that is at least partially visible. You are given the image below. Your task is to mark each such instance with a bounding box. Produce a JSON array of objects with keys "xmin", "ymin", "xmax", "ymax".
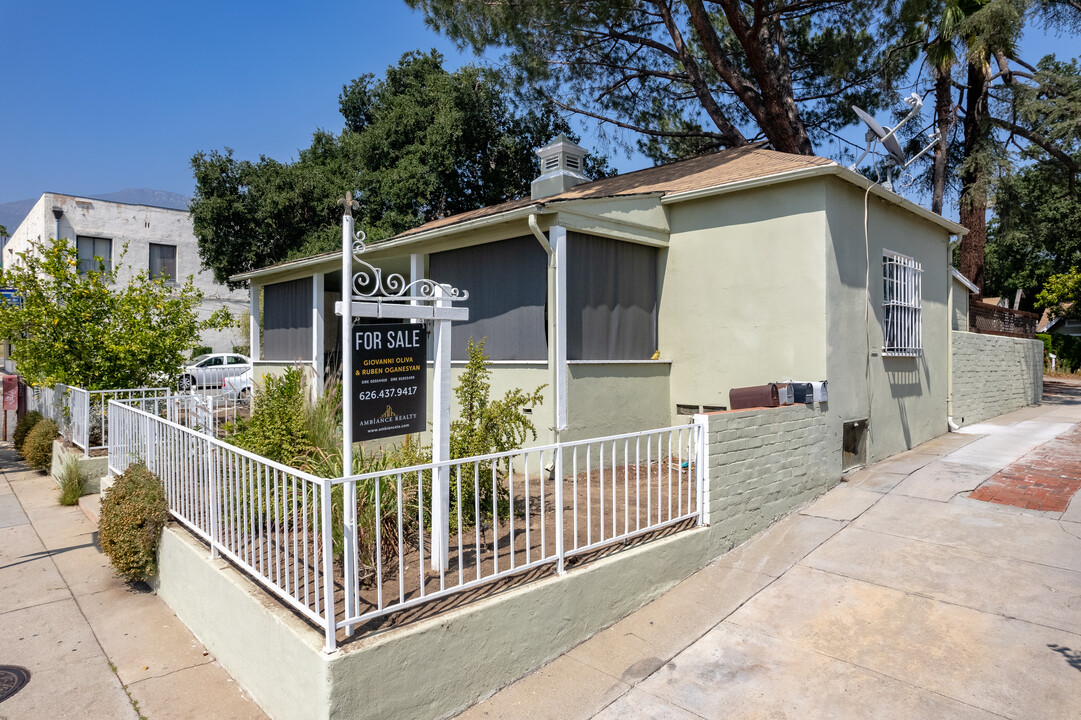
[{"xmin": 337, "ymin": 192, "xmax": 469, "ymax": 631}]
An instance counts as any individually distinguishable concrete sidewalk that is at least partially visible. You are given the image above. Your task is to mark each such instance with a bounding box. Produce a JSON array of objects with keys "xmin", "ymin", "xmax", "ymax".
[
  {"xmin": 0, "ymin": 445, "xmax": 267, "ymax": 719},
  {"xmin": 458, "ymin": 389, "xmax": 1081, "ymax": 719}
]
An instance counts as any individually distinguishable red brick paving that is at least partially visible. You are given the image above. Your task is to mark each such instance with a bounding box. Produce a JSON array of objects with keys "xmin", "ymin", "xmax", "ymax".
[{"xmin": 969, "ymin": 424, "xmax": 1081, "ymax": 512}]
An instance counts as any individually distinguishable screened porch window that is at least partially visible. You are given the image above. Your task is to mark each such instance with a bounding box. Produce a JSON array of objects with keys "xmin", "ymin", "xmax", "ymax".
[
  {"xmin": 429, "ymin": 236, "xmax": 548, "ymax": 361},
  {"xmin": 263, "ymin": 277, "xmax": 313, "ymax": 361},
  {"xmin": 566, "ymin": 232, "xmax": 657, "ymax": 360}
]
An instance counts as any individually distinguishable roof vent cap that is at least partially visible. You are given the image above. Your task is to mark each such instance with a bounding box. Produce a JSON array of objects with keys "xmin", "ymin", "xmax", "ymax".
[{"xmin": 531, "ymin": 134, "xmax": 589, "ymax": 200}]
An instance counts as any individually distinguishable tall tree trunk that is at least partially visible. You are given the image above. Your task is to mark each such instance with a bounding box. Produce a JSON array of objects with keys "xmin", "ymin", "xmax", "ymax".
[
  {"xmin": 931, "ymin": 67, "xmax": 952, "ymax": 216},
  {"xmin": 958, "ymin": 60, "xmax": 990, "ymax": 294}
]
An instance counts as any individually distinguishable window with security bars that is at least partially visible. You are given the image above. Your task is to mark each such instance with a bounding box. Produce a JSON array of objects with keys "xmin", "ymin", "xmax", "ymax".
[{"xmin": 882, "ymin": 250, "xmax": 922, "ymax": 356}]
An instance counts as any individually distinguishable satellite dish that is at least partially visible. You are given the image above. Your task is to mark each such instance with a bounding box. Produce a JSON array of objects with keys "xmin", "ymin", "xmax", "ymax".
[
  {"xmin": 852, "ymin": 106, "xmax": 905, "ymax": 165},
  {"xmin": 849, "ymin": 93, "xmax": 942, "ymax": 192}
]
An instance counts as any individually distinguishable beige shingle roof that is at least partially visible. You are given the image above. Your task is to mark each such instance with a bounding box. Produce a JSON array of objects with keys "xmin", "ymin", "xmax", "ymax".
[{"xmin": 394, "ymin": 146, "xmax": 836, "ymax": 239}]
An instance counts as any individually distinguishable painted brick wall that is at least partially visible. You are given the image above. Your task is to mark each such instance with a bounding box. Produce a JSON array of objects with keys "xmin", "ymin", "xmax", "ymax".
[
  {"xmin": 951, "ymin": 331, "xmax": 1043, "ymax": 426},
  {"xmin": 702, "ymin": 404, "xmax": 840, "ymax": 553}
]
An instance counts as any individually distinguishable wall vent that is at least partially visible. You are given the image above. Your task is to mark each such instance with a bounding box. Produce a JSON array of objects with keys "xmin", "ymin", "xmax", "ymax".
[{"xmin": 843, "ymin": 419, "xmax": 868, "ymax": 470}]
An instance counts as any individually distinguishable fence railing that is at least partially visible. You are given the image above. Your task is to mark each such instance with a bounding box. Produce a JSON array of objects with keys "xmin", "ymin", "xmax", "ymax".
[
  {"xmin": 969, "ymin": 298, "xmax": 1039, "ymax": 338},
  {"xmin": 108, "ymin": 400, "xmax": 335, "ymax": 645},
  {"xmin": 25, "ymin": 383, "xmax": 72, "ymax": 437},
  {"xmin": 108, "ymin": 400, "xmax": 707, "ymax": 652}
]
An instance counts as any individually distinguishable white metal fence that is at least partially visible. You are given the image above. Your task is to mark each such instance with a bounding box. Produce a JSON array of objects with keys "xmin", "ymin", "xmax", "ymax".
[
  {"xmin": 25, "ymin": 384, "xmax": 72, "ymax": 437},
  {"xmin": 25, "ymin": 383, "xmax": 241, "ymax": 456},
  {"xmin": 108, "ymin": 399, "xmax": 706, "ymax": 652},
  {"xmin": 108, "ymin": 400, "xmax": 333, "ymax": 642}
]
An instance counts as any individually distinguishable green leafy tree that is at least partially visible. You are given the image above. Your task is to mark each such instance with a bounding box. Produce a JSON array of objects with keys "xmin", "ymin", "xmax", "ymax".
[
  {"xmin": 985, "ymin": 156, "xmax": 1081, "ymax": 306},
  {"xmin": 1036, "ymin": 268, "xmax": 1081, "ymax": 319},
  {"xmin": 0, "ymin": 237, "xmax": 230, "ymax": 390},
  {"xmin": 190, "ymin": 50, "xmax": 611, "ymax": 287},
  {"xmin": 911, "ymin": 0, "xmax": 1081, "ymax": 290},
  {"xmin": 407, "ymin": 0, "xmax": 931, "ymax": 160}
]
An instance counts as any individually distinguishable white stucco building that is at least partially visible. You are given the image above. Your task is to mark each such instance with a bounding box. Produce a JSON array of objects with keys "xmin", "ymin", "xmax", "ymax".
[{"xmin": 4, "ymin": 192, "xmax": 248, "ymax": 353}]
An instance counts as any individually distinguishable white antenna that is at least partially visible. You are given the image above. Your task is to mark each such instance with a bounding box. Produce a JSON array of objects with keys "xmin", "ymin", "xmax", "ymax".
[{"xmin": 849, "ymin": 93, "xmax": 941, "ymax": 191}]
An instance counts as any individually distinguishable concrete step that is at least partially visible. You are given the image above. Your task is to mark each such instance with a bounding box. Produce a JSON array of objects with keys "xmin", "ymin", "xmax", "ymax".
[{"xmin": 78, "ymin": 492, "xmax": 100, "ymax": 525}]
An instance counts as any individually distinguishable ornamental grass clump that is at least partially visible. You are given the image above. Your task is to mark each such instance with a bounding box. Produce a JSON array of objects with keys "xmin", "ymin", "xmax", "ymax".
[
  {"xmin": 99, "ymin": 463, "xmax": 168, "ymax": 583},
  {"xmin": 23, "ymin": 418, "xmax": 58, "ymax": 471},
  {"xmin": 12, "ymin": 410, "xmax": 43, "ymax": 453},
  {"xmin": 57, "ymin": 455, "xmax": 86, "ymax": 506}
]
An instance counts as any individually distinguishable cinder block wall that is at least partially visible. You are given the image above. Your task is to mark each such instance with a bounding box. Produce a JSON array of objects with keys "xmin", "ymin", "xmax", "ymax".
[
  {"xmin": 703, "ymin": 404, "xmax": 841, "ymax": 553},
  {"xmin": 951, "ymin": 332, "xmax": 1043, "ymax": 426}
]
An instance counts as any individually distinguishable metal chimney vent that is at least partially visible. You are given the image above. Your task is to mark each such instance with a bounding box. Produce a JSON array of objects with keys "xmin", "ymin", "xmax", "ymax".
[{"xmin": 532, "ymin": 134, "xmax": 589, "ymax": 200}]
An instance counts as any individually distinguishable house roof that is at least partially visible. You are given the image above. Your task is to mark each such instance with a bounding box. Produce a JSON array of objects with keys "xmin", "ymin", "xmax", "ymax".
[
  {"xmin": 1038, "ymin": 301, "xmax": 1074, "ymax": 333},
  {"xmin": 232, "ymin": 145, "xmax": 967, "ymax": 283},
  {"xmin": 951, "ymin": 268, "xmax": 979, "ymax": 294},
  {"xmin": 394, "ymin": 146, "xmax": 835, "ymax": 239}
]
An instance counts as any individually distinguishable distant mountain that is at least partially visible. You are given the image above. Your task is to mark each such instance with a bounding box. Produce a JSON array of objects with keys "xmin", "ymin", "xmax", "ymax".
[{"xmin": 0, "ymin": 188, "xmax": 191, "ymax": 237}]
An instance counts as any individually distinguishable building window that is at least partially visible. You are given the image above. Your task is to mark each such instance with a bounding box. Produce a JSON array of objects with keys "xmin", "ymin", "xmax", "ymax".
[
  {"xmin": 429, "ymin": 236, "xmax": 548, "ymax": 361},
  {"xmin": 567, "ymin": 232, "xmax": 657, "ymax": 361},
  {"xmin": 149, "ymin": 243, "xmax": 177, "ymax": 282},
  {"xmin": 263, "ymin": 277, "xmax": 314, "ymax": 361},
  {"xmin": 882, "ymin": 250, "xmax": 922, "ymax": 357},
  {"xmin": 76, "ymin": 236, "xmax": 111, "ymax": 274}
]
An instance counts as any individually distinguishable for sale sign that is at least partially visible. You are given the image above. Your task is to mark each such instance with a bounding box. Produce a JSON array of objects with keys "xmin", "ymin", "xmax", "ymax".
[{"xmin": 351, "ymin": 323, "xmax": 427, "ymax": 441}]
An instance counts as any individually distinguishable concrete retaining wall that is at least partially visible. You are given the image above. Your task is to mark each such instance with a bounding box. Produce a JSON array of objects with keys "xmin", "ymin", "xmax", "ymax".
[
  {"xmin": 49, "ymin": 440, "xmax": 108, "ymax": 494},
  {"xmin": 951, "ymin": 331, "xmax": 1043, "ymax": 426},
  {"xmin": 151, "ymin": 404, "xmax": 841, "ymax": 720}
]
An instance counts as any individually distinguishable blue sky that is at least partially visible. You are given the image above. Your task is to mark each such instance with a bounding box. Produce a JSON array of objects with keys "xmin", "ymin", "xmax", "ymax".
[{"xmin": 0, "ymin": 0, "xmax": 1076, "ymax": 205}]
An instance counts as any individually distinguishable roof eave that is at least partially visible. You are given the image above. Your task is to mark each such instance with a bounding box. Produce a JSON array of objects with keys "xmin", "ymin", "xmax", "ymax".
[
  {"xmin": 230, "ymin": 250, "xmax": 340, "ymax": 283},
  {"xmin": 951, "ymin": 267, "xmax": 980, "ymax": 293},
  {"xmin": 660, "ymin": 164, "xmax": 969, "ymax": 237}
]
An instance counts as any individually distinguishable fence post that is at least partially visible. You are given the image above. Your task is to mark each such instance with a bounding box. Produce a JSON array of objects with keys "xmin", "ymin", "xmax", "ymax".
[
  {"xmin": 208, "ymin": 442, "xmax": 219, "ymax": 560},
  {"xmin": 320, "ymin": 478, "xmax": 337, "ymax": 653},
  {"xmin": 554, "ymin": 444, "xmax": 565, "ymax": 575},
  {"xmin": 83, "ymin": 390, "xmax": 91, "ymax": 458},
  {"xmin": 693, "ymin": 414, "xmax": 709, "ymax": 527}
]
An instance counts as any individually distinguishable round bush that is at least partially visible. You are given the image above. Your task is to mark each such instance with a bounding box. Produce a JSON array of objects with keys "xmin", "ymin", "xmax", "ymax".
[
  {"xmin": 13, "ymin": 410, "xmax": 43, "ymax": 452},
  {"xmin": 23, "ymin": 418, "xmax": 58, "ymax": 471},
  {"xmin": 99, "ymin": 464, "xmax": 168, "ymax": 583}
]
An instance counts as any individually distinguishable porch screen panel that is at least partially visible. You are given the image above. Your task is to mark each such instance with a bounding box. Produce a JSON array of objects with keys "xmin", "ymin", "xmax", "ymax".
[
  {"xmin": 428, "ymin": 236, "xmax": 548, "ymax": 361},
  {"xmin": 567, "ymin": 232, "xmax": 657, "ymax": 360},
  {"xmin": 263, "ymin": 277, "xmax": 313, "ymax": 361}
]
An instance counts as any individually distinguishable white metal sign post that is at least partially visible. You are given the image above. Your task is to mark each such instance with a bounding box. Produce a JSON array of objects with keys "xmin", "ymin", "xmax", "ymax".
[{"xmin": 337, "ymin": 195, "xmax": 468, "ymax": 624}]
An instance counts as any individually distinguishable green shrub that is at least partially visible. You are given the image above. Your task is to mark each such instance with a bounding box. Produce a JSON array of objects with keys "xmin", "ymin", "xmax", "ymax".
[
  {"xmin": 228, "ymin": 367, "xmax": 312, "ymax": 465},
  {"xmin": 99, "ymin": 464, "xmax": 168, "ymax": 583},
  {"xmin": 1038, "ymin": 332, "xmax": 1081, "ymax": 373},
  {"xmin": 23, "ymin": 418, "xmax": 58, "ymax": 470},
  {"xmin": 57, "ymin": 455, "xmax": 86, "ymax": 506},
  {"xmin": 191, "ymin": 345, "xmax": 212, "ymax": 359},
  {"xmin": 13, "ymin": 410, "xmax": 43, "ymax": 452}
]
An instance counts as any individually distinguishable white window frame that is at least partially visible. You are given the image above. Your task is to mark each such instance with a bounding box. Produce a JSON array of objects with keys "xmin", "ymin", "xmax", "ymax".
[{"xmin": 882, "ymin": 249, "xmax": 922, "ymax": 357}]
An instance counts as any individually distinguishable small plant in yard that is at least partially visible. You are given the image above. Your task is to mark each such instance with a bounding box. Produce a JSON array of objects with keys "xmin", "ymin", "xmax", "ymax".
[
  {"xmin": 227, "ymin": 367, "xmax": 312, "ymax": 465},
  {"xmin": 57, "ymin": 455, "xmax": 86, "ymax": 506},
  {"xmin": 99, "ymin": 463, "xmax": 168, "ymax": 583},
  {"xmin": 12, "ymin": 410, "xmax": 43, "ymax": 452},
  {"xmin": 449, "ymin": 337, "xmax": 544, "ymax": 528},
  {"xmin": 23, "ymin": 418, "xmax": 58, "ymax": 471}
]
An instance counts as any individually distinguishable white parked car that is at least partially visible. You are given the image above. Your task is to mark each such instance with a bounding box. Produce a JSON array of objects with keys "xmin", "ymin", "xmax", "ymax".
[
  {"xmin": 178, "ymin": 353, "xmax": 250, "ymax": 391},
  {"xmin": 222, "ymin": 368, "xmax": 253, "ymax": 400}
]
